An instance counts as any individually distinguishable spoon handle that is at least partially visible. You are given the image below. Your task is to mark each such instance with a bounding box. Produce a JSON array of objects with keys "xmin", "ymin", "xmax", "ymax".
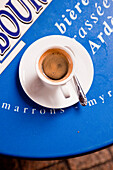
[{"xmin": 73, "ymin": 75, "xmax": 87, "ymax": 106}]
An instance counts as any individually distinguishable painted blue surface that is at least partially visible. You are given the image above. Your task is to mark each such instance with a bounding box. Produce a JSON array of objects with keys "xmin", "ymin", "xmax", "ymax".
[{"xmin": 0, "ymin": 0, "xmax": 113, "ymax": 158}]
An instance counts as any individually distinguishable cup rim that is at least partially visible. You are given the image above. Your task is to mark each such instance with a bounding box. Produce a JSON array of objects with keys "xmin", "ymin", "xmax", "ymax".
[{"xmin": 36, "ymin": 45, "xmax": 76, "ymax": 86}]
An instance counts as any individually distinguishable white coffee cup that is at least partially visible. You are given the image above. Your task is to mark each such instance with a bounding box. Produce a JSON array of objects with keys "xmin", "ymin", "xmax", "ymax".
[{"xmin": 36, "ymin": 45, "xmax": 77, "ymax": 98}]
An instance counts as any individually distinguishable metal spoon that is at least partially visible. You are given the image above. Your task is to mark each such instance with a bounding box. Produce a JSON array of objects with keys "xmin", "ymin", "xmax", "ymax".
[
  {"xmin": 73, "ymin": 75, "xmax": 87, "ymax": 106},
  {"xmin": 65, "ymin": 46, "xmax": 87, "ymax": 106}
]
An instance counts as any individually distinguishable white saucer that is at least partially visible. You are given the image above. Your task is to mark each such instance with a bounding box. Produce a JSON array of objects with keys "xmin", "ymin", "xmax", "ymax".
[{"xmin": 19, "ymin": 35, "xmax": 94, "ymax": 108}]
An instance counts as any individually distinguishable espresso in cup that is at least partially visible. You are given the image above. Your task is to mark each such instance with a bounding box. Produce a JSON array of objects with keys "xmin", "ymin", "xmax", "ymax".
[{"xmin": 38, "ymin": 48, "xmax": 73, "ymax": 82}]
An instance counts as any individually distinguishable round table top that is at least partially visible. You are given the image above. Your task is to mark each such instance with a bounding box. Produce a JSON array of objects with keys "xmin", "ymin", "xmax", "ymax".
[{"xmin": 0, "ymin": 0, "xmax": 113, "ymax": 159}]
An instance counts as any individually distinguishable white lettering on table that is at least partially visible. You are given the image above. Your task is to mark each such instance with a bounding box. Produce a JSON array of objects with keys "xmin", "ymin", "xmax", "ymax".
[
  {"xmin": 0, "ymin": 90, "xmax": 112, "ymax": 115},
  {"xmin": 55, "ymin": 0, "xmax": 113, "ymax": 56}
]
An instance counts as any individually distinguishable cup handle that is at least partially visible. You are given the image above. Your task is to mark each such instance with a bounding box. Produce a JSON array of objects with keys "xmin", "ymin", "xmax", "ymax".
[{"xmin": 60, "ymin": 83, "xmax": 70, "ymax": 98}]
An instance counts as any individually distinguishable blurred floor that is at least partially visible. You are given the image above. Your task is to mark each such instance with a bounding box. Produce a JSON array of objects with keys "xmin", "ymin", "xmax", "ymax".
[{"xmin": 0, "ymin": 145, "xmax": 113, "ymax": 170}]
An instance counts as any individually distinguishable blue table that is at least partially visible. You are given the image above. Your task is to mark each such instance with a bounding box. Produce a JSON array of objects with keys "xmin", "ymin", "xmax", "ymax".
[{"xmin": 0, "ymin": 0, "xmax": 113, "ymax": 159}]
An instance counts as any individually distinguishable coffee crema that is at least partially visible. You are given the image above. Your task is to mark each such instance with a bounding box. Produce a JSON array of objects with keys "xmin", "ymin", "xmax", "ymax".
[{"xmin": 38, "ymin": 48, "xmax": 73, "ymax": 82}]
